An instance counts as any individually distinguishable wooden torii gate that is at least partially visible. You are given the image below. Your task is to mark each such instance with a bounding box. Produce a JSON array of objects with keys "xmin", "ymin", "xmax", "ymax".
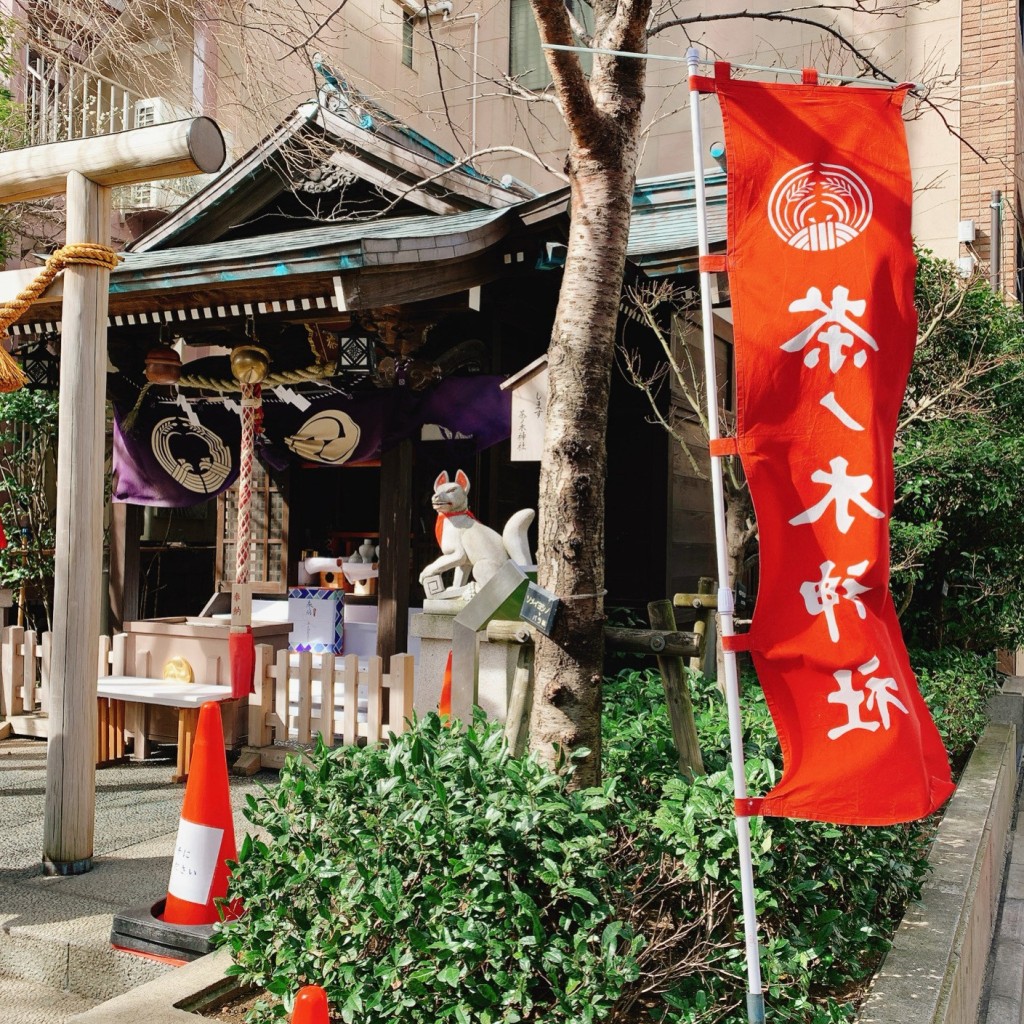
[{"xmin": 0, "ymin": 120, "xmax": 225, "ymax": 874}]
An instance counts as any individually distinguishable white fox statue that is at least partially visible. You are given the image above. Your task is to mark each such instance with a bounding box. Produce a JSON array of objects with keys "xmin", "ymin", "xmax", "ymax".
[{"xmin": 419, "ymin": 469, "xmax": 534, "ymax": 599}]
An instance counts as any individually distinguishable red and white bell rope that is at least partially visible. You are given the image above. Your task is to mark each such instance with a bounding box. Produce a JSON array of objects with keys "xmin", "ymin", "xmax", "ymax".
[
  {"xmin": 228, "ymin": 330, "xmax": 269, "ymax": 699},
  {"xmin": 234, "ymin": 381, "xmax": 260, "ymax": 588}
]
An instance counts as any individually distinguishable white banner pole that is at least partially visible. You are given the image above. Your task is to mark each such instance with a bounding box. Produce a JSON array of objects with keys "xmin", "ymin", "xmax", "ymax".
[{"xmin": 686, "ymin": 46, "xmax": 766, "ymax": 1024}]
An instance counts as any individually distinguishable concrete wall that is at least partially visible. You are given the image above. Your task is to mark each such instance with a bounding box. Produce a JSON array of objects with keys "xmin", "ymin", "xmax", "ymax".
[{"xmin": 857, "ymin": 722, "xmax": 1018, "ymax": 1024}]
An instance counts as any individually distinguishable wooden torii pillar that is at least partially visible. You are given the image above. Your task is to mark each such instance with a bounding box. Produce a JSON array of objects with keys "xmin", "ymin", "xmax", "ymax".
[{"xmin": 0, "ymin": 120, "xmax": 225, "ymax": 875}]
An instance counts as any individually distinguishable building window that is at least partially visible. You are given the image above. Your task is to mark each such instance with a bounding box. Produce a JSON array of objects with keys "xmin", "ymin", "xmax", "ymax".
[
  {"xmin": 402, "ymin": 13, "xmax": 414, "ymax": 68},
  {"xmin": 510, "ymin": 0, "xmax": 593, "ymax": 90}
]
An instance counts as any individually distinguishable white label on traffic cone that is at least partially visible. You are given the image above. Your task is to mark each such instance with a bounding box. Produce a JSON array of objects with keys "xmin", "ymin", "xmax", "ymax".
[{"xmin": 167, "ymin": 817, "xmax": 225, "ymax": 905}]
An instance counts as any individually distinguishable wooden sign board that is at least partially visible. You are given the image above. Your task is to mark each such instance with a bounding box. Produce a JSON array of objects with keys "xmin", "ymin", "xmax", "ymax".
[
  {"xmin": 501, "ymin": 355, "xmax": 548, "ymax": 462},
  {"xmin": 519, "ymin": 582, "xmax": 559, "ymax": 636},
  {"xmin": 231, "ymin": 583, "xmax": 252, "ymax": 626}
]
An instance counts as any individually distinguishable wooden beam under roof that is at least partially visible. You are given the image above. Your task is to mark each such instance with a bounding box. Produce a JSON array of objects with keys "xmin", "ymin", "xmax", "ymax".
[{"xmin": 5, "ymin": 198, "xmax": 566, "ymax": 331}]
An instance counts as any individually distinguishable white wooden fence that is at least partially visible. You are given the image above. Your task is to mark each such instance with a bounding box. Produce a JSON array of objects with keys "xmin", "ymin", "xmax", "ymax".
[
  {"xmin": 0, "ymin": 627, "xmax": 414, "ymax": 762},
  {"xmin": 245, "ymin": 647, "xmax": 415, "ymax": 769}
]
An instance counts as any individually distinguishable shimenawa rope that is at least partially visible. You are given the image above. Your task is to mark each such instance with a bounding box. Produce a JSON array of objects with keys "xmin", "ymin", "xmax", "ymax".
[{"xmin": 0, "ymin": 242, "xmax": 123, "ymax": 393}]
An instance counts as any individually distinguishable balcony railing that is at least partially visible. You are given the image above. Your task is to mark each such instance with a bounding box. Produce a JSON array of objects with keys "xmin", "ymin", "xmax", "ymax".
[{"xmin": 19, "ymin": 39, "xmax": 143, "ymax": 147}]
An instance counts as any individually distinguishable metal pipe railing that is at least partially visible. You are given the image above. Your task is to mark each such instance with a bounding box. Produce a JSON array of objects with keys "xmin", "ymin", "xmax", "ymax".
[{"xmin": 18, "ymin": 38, "xmax": 143, "ymax": 148}]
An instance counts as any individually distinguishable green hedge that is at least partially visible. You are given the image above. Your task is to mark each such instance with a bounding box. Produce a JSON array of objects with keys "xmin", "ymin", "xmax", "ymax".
[{"xmin": 219, "ymin": 653, "xmax": 996, "ymax": 1023}]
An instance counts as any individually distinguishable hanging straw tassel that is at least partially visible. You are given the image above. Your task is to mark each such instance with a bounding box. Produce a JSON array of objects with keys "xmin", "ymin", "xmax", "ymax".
[
  {"xmin": 0, "ymin": 342, "xmax": 27, "ymax": 393},
  {"xmin": 119, "ymin": 381, "xmax": 153, "ymax": 434},
  {"xmin": 0, "ymin": 242, "xmax": 123, "ymax": 394}
]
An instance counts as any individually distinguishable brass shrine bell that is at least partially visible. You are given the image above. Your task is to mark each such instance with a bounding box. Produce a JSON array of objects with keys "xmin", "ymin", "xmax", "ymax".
[{"xmin": 230, "ymin": 344, "xmax": 270, "ymax": 385}]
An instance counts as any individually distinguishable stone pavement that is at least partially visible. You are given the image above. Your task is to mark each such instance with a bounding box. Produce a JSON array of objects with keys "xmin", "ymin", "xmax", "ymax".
[
  {"xmin": 981, "ymin": 775, "xmax": 1024, "ymax": 1024},
  {"xmin": 0, "ymin": 736, "xmax": 270, "ymax": 1023}
]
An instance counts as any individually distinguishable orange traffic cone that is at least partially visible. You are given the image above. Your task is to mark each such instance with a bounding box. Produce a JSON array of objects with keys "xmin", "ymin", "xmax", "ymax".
[
  {"xmin": 161, "ymin": 701, "xmax": 242, "ymax": 926},
  {"xmin": 439, "ymin": 649, "xmax": 452, "ymax": 720},
  {"xmin": 291, "ymin": 985, "xmax": 329, "ymax": 1023}
]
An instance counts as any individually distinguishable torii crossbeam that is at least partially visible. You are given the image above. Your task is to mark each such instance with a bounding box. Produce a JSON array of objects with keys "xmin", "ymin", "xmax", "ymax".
[{"xmin": 0, "ymin": 120, "xmax": 225, "ymax": 874}]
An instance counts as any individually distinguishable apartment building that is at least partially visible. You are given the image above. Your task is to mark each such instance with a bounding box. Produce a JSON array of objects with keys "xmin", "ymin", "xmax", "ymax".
[{"xmin": 1, "ymin": 2, "xmax": 1017, "ymax": 288}]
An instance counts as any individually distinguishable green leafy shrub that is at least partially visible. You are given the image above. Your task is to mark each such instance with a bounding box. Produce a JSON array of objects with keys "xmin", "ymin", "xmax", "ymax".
[
  {"xmin": 223, "ymin": 660, "xmax": 991, "ymax": 1024},
  {"xmin": 894, "ymin": 252, "xmax": 1024, "ymax": 651},
  {"xmin": 604, "ymin": 670, "xmax": 931, "ymax": 1023},
  {"xmin": 0, "ymin": 388, "xmax": 58, "ymax": 629},
  {"xmin": 911, "ymin": 647, "xmax": 998, "ymax": 764},
  {"xmin": 220, "ymin": 713, "xmax": 642, "ymax": 1023}
]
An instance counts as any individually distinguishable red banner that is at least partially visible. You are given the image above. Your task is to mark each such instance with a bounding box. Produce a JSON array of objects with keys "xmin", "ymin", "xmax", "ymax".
[{"xmin": 711, "ymin": 66, "xmax": 954, "ymax": 824}]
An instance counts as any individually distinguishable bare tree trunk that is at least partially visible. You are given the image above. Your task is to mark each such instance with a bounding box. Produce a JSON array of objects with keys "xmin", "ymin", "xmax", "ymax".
[
  {"xmin": 715, "ymin": 487, "xmax": 752, "ymax": 687},
  {"xmin": 528, "ymin": 171, "xmax": 629, "ymax": 785},
  {"xmin": 725, "ymin": 495, "xmax": 749, "ymax": 594},
  {"xmin": 526, "ymin": 0, "xmax": 650, "ymax": 788}
]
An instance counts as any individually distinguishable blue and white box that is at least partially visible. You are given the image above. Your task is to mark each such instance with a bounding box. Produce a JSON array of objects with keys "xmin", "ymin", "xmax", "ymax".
[{"xmin": 287, "ymin": 587, "xmax": 344, "ymax": 654}]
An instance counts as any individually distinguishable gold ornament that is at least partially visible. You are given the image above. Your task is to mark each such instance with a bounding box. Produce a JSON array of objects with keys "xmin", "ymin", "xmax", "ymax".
[{"xmin": 162, "ymin": 656, "xmax": 195, "ymax": 683}]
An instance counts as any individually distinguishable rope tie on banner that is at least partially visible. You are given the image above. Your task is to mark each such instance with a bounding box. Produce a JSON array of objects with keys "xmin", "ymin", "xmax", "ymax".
[
  {"xmin": 699, "ymin": 255, "xmax": 728, "ymax": 273},
  {"xmin": 721, "ymin": 633, "xmax": 753, "ymax": 653},
  {"xmin": 0, "ymin": 242, "xmax": 123, "ymax": 392},
  {"xmin": 709, "ymin": 437, "xmax": 739, "ymax": 458}
]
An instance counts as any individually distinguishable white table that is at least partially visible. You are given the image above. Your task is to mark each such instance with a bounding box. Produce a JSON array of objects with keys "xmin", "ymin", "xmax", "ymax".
[{"xmin": 96, "ymin": 676, "xmax": 236, "ymax": 781}]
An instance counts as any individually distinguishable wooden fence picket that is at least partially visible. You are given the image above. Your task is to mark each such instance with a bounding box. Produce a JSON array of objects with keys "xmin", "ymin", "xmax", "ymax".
[
  {"xmin": 240, "ymin": 647, "xmax": 413, "ymax": 770},
  {"xmin": 39, "ymin": 632, "xmax": 51, "ymax": 714},
  {"xmin": 22, "ymin": 630, "xmax": 36, "ymax": 715},
  {"xmin": 320, "ymin": 652, "xmax": 336, "ymax": 748},
  {"xmin": 3, "ymin": 626, "xmax": 24, "ymax": 718},
  {"xmin": 1, "ymin": 630, "xmax": 415, "ymax": 772}
]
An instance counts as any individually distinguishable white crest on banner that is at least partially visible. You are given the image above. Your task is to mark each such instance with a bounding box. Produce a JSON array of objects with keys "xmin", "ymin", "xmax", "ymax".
[
  {"xmin": 151, "ymin": 418, "xmax": 232, "ymax": 493},
  {"xmin": 768, "ymin": 163, "xmax": 873, "ymax": 251},
  {"xmin": 285, "ymin": 409, "xmax": 361, "ymax": 464}
]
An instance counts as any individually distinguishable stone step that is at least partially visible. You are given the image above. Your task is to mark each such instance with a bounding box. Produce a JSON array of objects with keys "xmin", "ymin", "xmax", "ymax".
[
  {"xmin": 0, "ymin": 820, "xmax": 181, "ymax": 1001},
  {"xmin": 0, "ymin": 880, "xmax": 174, "ymax": 1002},
  {"xmin": 0, "ymin": 975, "xmax": 101, "ymax": 1024}
]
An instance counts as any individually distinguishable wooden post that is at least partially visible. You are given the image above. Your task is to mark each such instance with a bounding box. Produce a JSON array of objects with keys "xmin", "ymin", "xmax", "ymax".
[
  {"xmin": 690, "ymin": 576, "xmax": 715, "ymax": 673},
  {"xmin": 648, "ymin": 599, "xmax": 705, "ymax": 780},
  {"xmin": 377, "ymin": 440, "xmax": 412, "ymax": 665},
  {"xmin": 108, "ymin": 501, "xmax": 142, "ymax": 631},
  {"xmin": 503, "ymin": 642, "xmax": 535, "ymax": 757},
  {"xmin": 0, "ymin": 119, "xmax": 227, "ymax": 875},
  {"xmin": 43, "ymin": 171, "xmax": 110, "ymax": 874}
]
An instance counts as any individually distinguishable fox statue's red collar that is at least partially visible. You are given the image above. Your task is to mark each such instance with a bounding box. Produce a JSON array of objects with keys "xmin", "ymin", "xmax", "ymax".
[{"xmin": 434, "ymin": 509, "xmax": 476, "ymax": 547}]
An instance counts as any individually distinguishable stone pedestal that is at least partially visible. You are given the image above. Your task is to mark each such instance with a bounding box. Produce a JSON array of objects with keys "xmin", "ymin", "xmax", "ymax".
[
  {"xmin": 411, "ymin": 609, "xmax": 458, "ymax": 717},
  {"xmin": 410, "ymin": 609, "xmax": 517, "ymax": 723}
]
